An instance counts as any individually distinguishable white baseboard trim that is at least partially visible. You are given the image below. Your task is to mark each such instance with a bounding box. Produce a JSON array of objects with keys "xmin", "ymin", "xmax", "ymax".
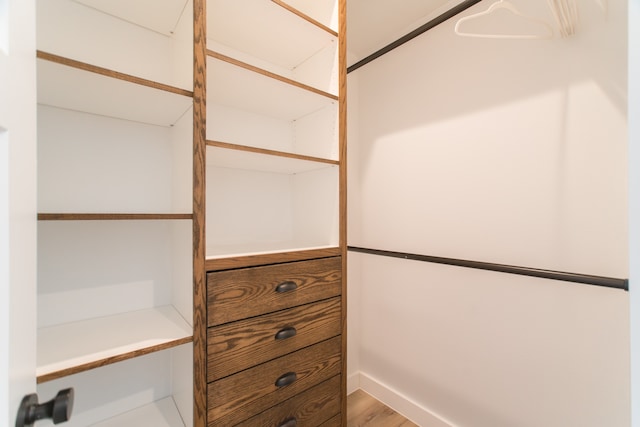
[
  {"xmin": 347, "ymin": 371, "xmax": 360, "ymax": 395},
  {"xmin": 353, "ymin": 371, "xmax": 454, "ymax": 427}
]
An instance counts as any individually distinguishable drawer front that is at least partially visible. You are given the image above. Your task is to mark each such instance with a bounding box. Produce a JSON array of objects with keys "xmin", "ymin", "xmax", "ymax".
[
  {"xmin": 237, "ymin": 375, "xmax": 341, "ymax": 427},
  {"xmin": 207, "ymin": 297, "xmax": 341, "ymax": 382},
  {"xmin": 319, "ymin": 414, "xmax": 342, "ymax": 427},
  {"xmin": 207, "ymin": 257, "xmax": 341, "ymax": 327},
  {"xmin": 208, "ymin": 336, "xmax": 342, "ymax": 426}
]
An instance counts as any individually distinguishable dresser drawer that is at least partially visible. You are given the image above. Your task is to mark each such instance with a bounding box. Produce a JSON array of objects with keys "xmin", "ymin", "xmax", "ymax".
[
  {"xmin": 208, "ymin": 297, "xmax": 341, "ymax": 382},
  {"xmin": 208, "ymin": 336, "xmax": 342, "ymax": 426},
  {"xmin": 207, "ymin": 257, "xmax": 341, "ymax": 327},
  {"xmin": 237, "ymin": 375, "xmax": 341, "ymax": 427},
  {"xmin": 319, "ymin": 413, "xmax": 342, "ymax": 427}
]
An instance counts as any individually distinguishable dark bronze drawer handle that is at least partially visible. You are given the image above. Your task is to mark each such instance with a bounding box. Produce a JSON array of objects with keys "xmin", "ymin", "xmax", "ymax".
[
  {"xmin": 275, "ymin": 326, "xmax": 297, "ymax": 340},
  {"xmin": 275, "ymin": 281, "xmax": 298, "ymax": 293},
  {"xmin": 278, "ymin": 418, "xmax": 297, "ymax": 427},
  {"xmin": 275, "ymin": 372, "xmax": 297, "ymax": 388}
]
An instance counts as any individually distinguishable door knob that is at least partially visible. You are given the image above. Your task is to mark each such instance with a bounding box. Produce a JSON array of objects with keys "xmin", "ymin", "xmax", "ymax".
[{"xmin": 16, "ymin": 388, "xmax": 74, "ymax": 427}]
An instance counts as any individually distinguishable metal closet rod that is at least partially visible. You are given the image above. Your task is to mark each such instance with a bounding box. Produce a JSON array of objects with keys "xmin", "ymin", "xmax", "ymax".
[
  {"xmin": 347, "ymin": 0, "xmax": 483, "ymax": 73},
  {"xmin": 348, "ymin": 246, "xmax": 629, "ymax": 291}
]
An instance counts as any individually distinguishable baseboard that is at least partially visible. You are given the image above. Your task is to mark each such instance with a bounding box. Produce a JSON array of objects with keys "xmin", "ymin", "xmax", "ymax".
[
  {"xmin": 347, "ymin": 371, "xmax": 360, "ymax": 395},
  {"xmin": 354, "ymin": 371, "xmax": 454, "ymax": 427}
]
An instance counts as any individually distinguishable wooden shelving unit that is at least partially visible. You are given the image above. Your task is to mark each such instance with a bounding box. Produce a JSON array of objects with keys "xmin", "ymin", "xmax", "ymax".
[
  {"xmin": 203, "ymin": 0, "xmax": 346, "ymax": 425},
  {"xmin": 35, "ymin": 0, "xmax": 198, "ymax": 425}
]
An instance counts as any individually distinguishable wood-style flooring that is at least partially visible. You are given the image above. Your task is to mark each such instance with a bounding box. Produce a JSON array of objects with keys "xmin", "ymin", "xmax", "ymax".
[{"xmin": 347, "ymin": 390, "xmax": 419, "ymax": 427}]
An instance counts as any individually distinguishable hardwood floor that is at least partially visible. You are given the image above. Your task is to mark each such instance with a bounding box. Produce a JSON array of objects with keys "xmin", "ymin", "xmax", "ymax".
[{"xmin": 347, "ymin": 390, "xmax": 419, "ymax": 427}]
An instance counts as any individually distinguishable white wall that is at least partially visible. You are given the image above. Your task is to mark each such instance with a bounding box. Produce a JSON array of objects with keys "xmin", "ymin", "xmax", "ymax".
[
  {"xmin": 629, "ymin": 0, "xmax": 639, "ymax": 424},
  {"xmin": 347, "ymin": 0, "xmax": 630, "ymax": 425}
]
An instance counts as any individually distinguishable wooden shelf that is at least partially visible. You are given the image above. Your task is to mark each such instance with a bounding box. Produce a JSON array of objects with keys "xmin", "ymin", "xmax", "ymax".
[
  {"xmin": 91, "ymin": 397, "xmax": 186, "ymax": 427},
  {"xmin": 206, "ymin": 140, "xmax": 339, "ymax": 166},
  {"xmin": 208, "ymin": 50, "xmax": 336, "ymax": 100},
  {"xmin": 38, "ymin": 213, "xmax": 193, "ymax": 221},
  {"xmin": 37, "ymin": 56, "xmax": 193, "ymax": 126},
  {"xmin": 37, "ymin": 306, "xmax": 193, "ymax": 383},
  {"xmin": 206, "ymin": 145, "xmax": 337, "ymax": 174},
  {"xmin": 207, "ymin": 54, "xmax": 336, "ymax": 122},
  {"xmin": 207, "ymin": 0, "xmax": 336, "ymax": 71}
]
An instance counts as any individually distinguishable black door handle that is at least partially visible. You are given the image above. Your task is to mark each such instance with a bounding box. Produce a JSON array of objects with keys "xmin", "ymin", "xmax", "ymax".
[{"xmin": 16, "ymin": 388, "xmax": 74, "ymax": 427}]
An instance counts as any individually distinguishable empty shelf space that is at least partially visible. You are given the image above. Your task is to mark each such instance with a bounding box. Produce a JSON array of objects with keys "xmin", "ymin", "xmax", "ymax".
[
  {"xmin": 207, "ymin": 54, "xmax": 336, "ymax": 122},
  {"xmin": 273, "ymin": 0, "xmax": 340, "ymax": 33},
  {"xmin": 37, "ymin": 56, "xmax": 193, "ymax": 126},
  {"xmin": 37, "ymin": 0, "xmax": 193, "ymax": 90},
  {"xmin": 37, "ymin": 51, "xmax": 193, "ymax": 97},
  {"xmin": 207, "ymin": 0, "xmax": 337, "ymax": 71},
  {"xmin": 37, "ymin": 306, "xmax": 193, "ymax": 383},
  {"xmin": 91, "ymin": 397, "xmax": 186, "ymax": 427},
  {"xmin": 207, "ymin": 50, "xmax": 336, "ymax": 100}
]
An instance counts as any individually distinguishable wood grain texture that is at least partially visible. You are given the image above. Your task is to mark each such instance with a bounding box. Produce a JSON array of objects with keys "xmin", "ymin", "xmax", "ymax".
[
  {"xmin": 338, "ymin": 0, "xmax": 349, "ymax": 424},
  {"xmin": 321, "ymin": 413, "xmax": 343, "ymax": 427},
  {"xmin": 37, "ymin": 213, "xmax": 192, "ymax": 221},
  {"xmin": 207, "ymin": 297, "xmax": 341, "ymax": 382},
  {"xmin": 36, "ymin": 336, "xmax": 193, "ymax": 384},
  {"xmin": 238, "ymin": 375, "xmax": 341, "ymax": 427},
  {"xmin": 36, "ymin": 50, "xmax": 193, "ymax": 98},
  {"xmin": 192, "ymin": 0, "xmax": 208, "ymax": 425},
  {"xmin": 207, "ymin": 257, "xmax": 341, "ymax": 326},
  {"xmin": 205, "ymin": 247, "xmax": 341, "ymax": 271},
  {"xmin": 206, "ymin": 139, "xmax": 339, "ymax": 166},
  {"xmin": 207, "ymin": 50, "xmax": 338, "ymax": 101},
  {"xmin": 208, "ymin": 336, "xmax": 342, "ymax": 426},
  {"xmin": 270, "ymin": 0, "xmax": 338, "ymax": 37},
  {"xmin": 347, "ymin": 390, "xmax": 419, "ymax": 427}
]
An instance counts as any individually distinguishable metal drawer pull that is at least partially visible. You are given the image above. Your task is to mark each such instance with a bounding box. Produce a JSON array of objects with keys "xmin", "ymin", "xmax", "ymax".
[
  {"xmin": 275, "ymin": 326, "xmax": 297, "ymax": 340},
  {"xmin": 278, "ymin": 418, "xmax": 297, "ymax": 427},
  {"xmin": 275, "ymin": 372, "xmax": 297, "ymax": 388},
  {"xmin": 275, "ymin": 281, "xmax": 298, "ymax": 293}
]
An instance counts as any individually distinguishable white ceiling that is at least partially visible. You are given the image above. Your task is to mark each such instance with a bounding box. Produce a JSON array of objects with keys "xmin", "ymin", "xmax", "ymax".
[{"xmin": 346, "ymin": 0, "xmax": 467, "ymax": 66}]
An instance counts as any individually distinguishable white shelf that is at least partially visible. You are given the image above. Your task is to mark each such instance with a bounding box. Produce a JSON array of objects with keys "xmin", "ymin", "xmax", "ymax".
[
  {"xmin": 207, "ymin": 55, "xmax": 335, "ymax": 122},
  {"xmin": 38, "ymin": 0, "xmax": 193, "ymax": 90},
  {"xmin": 91, "ymin": 397, "xmax": 186, "ymax": 427},
  {"xmin": 279, "ymin": 0, "xmax": 339, "ymax": 32},
  {"xmin": 206, "ymin": 146, "xmax": 336, "ymax": 174},
  {"xmin": 37, "ymin": 58, "xmax": 192, "ymax": 127},
  {"xmin": 74, "ymin": 0, "xmax": 189, "ymax": 36},
  {"xmin": 37, "ymin": 306, "xmax": 192, "ymax": 379},
  {"xmin": 206, "ymin": 243, "xmax": 337, "ymax": 260},
  {"xmin": 207, "ymin": 0, "xmax": 336, "ymax": 72}
]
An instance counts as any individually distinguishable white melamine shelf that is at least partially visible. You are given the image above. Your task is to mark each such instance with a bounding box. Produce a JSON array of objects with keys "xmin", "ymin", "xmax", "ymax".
[
  {"xmin": 206, "ymin": 243, "xmax": 338, "ymax": 260},
  {"xmin": 279, "ymin": 0, "xmax": 339, "ymax": 32},
  {"xmin": 73, "ymin": 0, "xmax": 189, "ymax": 36},
  {"xmin": 207, "ymin": 0, "xmax": 336, "ymax": 72},
  {"xmin": 207, "ymin": 55, "xmax": 336, "ymax": 122},
  {"xmin": 91, "ymin": 397, "xmax": 185, "ymax": 427},
  {"xmin": 37, "ymin": 0, "xmax": 193, "ymax": 91},
  {"xmin": 37, "ymin": 58, "xmax": 193, "ymax": 127},
  {"xmin": 37, "ymin": 306, "xmax": 192, "ymax": 381},
  {"xmin": 206, "ymin": 145, "xmax": 337, "ymax": 174}
]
